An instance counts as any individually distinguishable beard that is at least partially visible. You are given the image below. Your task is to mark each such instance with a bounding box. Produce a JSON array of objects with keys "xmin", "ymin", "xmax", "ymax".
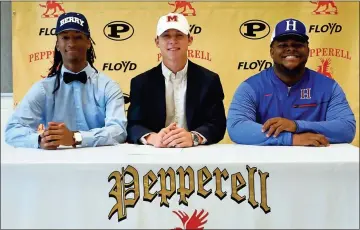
[{"xmin": 273, "ymin": 60, "xmax": 307, "ymax": 77}]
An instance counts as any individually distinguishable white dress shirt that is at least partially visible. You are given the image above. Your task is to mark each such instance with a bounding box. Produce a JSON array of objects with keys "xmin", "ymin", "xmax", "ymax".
[
  {"xmin": 163, "ymin": 60, "xmax": 188, "ymax": 129},
  {"xmin": 140, "ymin": 61, "xmax": 206, "ymax": 145}
]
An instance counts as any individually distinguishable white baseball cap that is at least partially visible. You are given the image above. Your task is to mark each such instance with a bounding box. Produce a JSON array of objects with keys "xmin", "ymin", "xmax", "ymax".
[{"xmin": 156, "ymin": 13, "xmax": 189, "ymax": 36}]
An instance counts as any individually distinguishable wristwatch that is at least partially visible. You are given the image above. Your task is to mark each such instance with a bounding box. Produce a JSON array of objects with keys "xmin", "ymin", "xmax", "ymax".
[
  {"xmin": 73, "ymin": 131, "xmax": 82, "ymax": 147},
  {"xmin": 38, "ymin": 135, "xmax": 41, "ymax": 148},
  {"xmin": 191, "ymin": 132, "xmax": 199, "ymax": 146}
]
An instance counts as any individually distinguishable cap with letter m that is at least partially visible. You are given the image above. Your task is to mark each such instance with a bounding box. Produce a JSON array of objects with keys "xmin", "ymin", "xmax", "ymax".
[
  {"xmin": 271, "ymin": 18, "xmax": 308, "ymax": 43},
  {"xmin": 156, "ymin": 13, "xmax": 189, "ymax": 36},
  {"xmin": 55, "ymin": 12, "xmax": 90, "ymax": 36}
]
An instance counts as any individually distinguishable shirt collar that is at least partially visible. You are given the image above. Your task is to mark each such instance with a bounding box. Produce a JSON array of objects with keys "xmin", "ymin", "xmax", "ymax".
[
  {"xmin": 60, "ymin": 62, "xmax": 95, "ymax": 79},
  {"xmin": 161, "ymin": 60, "xmax": 188, "ymax": 81}
]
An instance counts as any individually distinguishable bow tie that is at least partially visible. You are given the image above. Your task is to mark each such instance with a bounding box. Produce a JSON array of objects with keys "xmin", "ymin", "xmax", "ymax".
[{"xmin": 63, "ymin": 71, "xmax": 87, "ymax": 84}]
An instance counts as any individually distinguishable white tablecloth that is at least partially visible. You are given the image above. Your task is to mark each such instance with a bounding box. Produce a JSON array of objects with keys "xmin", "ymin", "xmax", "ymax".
[{"xmin": 1, "ymin": 143, "xmax": 359, "ymax": 229}]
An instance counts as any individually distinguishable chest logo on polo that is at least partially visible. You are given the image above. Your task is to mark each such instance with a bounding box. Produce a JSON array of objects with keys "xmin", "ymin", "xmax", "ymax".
[{"xmin": 300, "ymin": 88, "xmax": 311, "ymax": 99}]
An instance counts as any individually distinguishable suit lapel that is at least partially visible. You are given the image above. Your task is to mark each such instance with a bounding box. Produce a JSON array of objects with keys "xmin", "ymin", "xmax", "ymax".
[
  {"xmin": 151, "ymin": 63, "xmax": 166, "ymax": 127},
  {"xmin": 186, "ymin": 61, "xmax": 199, "ymax": 128}
]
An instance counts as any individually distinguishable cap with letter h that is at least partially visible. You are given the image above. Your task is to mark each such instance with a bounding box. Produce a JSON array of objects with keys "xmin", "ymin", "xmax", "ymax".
[
  {"xmin": 55, "ymin": 12, "xmax": 90, "ymax": 36},
  {"xmin": 270, "ymin": 18, "xmax": 309, "ymax": 43}
]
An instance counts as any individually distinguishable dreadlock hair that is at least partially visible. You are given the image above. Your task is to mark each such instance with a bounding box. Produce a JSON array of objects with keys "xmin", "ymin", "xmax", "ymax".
[{"xmin": 48, "ymin": 36, "xmax": 98, "ymax": 94}]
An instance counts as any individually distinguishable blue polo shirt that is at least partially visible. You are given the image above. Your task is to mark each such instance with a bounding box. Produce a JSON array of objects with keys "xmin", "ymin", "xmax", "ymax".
[{"xmin": 227, "ymin": 67, "xmax": 356, "ymax": 145}]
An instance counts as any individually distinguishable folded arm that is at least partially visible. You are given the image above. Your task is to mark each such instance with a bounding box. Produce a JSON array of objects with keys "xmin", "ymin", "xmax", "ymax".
[
  {"xmin": 5, "ymin": 82, "xmax": 45, "ymax": 148},
  {"xmin": 193, "ymin": 75, "xmax": 227, "ymax": 144},
  {"xmin": 294, "ymin": 82, "xmax": 356, "ymax": 143},
  {"xmin": 227, "ymin": 82, "xmax": 293, "ymax": 146},
  {"xmin": 126, "ymin": 77, "xmax": 153, "ymax": 144},
  {"xmin": 80, "ymin": 81, "xmax": 128, "ymax": 147}
]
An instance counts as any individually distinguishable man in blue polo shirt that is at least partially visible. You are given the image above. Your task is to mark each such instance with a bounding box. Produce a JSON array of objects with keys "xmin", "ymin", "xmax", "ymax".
[{"xmin": 227, "ymin": 18, "xmax": 356, "ymax": 146}]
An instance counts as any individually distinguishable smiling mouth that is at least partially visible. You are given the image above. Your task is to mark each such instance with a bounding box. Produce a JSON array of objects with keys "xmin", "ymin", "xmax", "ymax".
[
  {"xmin": 168, "ymin": 48, "xmax": 180, "ymax": 51},
  {"xmin": 283, "ymin": 55, "xmax": 299, "ymax": 59}
]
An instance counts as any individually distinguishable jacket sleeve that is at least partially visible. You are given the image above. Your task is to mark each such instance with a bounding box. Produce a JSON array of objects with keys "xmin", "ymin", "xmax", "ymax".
[
  {"xmin": 294, "ymin": 82, "xmax": 356, "ymax": 143},
  {"xmin": 193, "ymin": 74, "xmax": 227, "ymax": 144},
  {"xmin": 227, "ymin": 82, "xmax": 293, "ymax": 145},
  {"xmin": 126, "ymin": 76, "xmax": 154, "ymax": 144}
]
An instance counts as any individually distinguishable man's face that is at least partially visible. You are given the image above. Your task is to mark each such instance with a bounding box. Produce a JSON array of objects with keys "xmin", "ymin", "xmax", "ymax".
[
  {"xmin": 56, "ymin": 30, "xmax": 90, "ymax": 64},
  {"xmin": 155, "ymin": 29, "xmax": 193, "ymax": 62},
  {"xmin": 270, "ymin": 37, "xmax": 309, "ymax": 71}
]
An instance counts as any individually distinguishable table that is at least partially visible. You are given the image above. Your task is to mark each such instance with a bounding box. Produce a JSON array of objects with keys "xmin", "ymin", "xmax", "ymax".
[{"xmin": 1, "ymin": 143, "xmax": 359, "ymax": 229}]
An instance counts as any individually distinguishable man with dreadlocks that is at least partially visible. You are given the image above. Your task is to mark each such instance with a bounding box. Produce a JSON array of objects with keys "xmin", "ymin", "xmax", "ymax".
[{"xmin": 5, "ymin": 12, "xmax": 127, "ymax": 149}]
